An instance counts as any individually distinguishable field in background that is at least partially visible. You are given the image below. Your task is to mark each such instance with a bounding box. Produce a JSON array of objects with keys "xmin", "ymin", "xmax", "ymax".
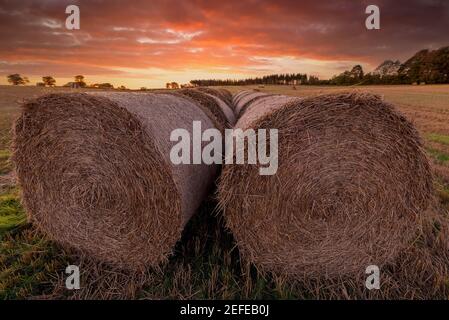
[{"xmin": 1, "ymin": 84, "xmax": 449, "ymax": 299}]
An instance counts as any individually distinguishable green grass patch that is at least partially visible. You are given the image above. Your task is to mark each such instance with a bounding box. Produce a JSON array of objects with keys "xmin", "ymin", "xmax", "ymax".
[
  {"xmin": 0, "ymin": 226, "xmax": 66, "ymax": 299},
  {"xmin": 0, "ymin": 149, "xmax": 11, "ymax": 174},
  {"xmin": 427, "ymin": 148, "xmax": 449, "ymax": 164},
  {"xmin": 427, "ymin": 133, "xmax": 449, "ymax": 146},
  {"xmin": 0, "ymin": 191, "xmax": 26, "ymax": 234},
  {"xmin": 0, "ymin": 188, "xmax": 67, "ymax": 299}
]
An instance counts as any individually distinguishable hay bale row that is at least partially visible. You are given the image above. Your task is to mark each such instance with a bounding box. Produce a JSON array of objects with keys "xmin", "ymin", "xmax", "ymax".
[
  {"xmin": 11, "ymin": 86, "xmax": 434, "ymax": 282},
  {"xmin": 233, "ymin": 90, "xmax": 273, "ymax": 116},
  {"xmin": 232, "ymin": 90, "xmax": 254, "ymax": 105},
  {"xmin": 219, "ymin": 91, "xmax": 433, "ymax": 278},
  {"xmin": 176, "ymin": 89, "xmax": 236, "ymax": 128},
  {"xmin": 12, "ymin": 91, "xmax": 232, "ymax": 271},
  {"xmin": 196, "ymin": 87, "xmax": 233, "ymax": 107}
]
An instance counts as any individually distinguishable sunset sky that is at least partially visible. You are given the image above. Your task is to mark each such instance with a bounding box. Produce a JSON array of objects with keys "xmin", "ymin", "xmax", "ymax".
[{"xmin": 0, "ymin": 0, "xmax": 448, "ymax": 88}]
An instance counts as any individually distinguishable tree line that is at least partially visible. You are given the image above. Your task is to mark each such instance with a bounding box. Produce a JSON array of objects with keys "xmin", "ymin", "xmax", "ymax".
[
  {"xmin": 191, "ymin": 73, "xmax": 310, "ymax": 87},
  {"xmin": 191, "ymin": 46, "xmax": 449, "ymax": 86},
  {"xmin": 6, "ymin": 74, "xmax": 123, "ymax": 89}
]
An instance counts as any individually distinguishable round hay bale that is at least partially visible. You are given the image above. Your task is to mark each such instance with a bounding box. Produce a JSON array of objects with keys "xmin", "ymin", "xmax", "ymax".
[
  {"xmin": 234, "ymin": 91, "xmax": 271, "ymax": 116},
  {"xmin": 237, "ymin": 94, "xmax": 284, "ymax": 119},
  {"xmin": 196, "ymin": 87, "xmax": 233, "ymax": 107},
  {"xmin": 176, "ymin": 89, "xmax": 234, "ymax": 128},
  {"xmin": 202, "ymin": 92, "xmax": 236, "ymax": 126},
  {"xmin": 215, "ymin": 88, "xmax": 233, "ymax": 106},
  {"xmin": 218, "ymin": 92, "xmax": 433, "ymax": 278},
  {"xmin": 12, "ymin": 92, "xmax": 218, "ymax": 271},
  {"xmin": 232, "ymin": 90, "xmax": 254, "ymax": 107}
]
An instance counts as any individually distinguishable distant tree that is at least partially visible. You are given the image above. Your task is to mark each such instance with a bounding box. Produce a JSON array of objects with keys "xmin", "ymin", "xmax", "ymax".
[
  {"xmin": 399, "ymin": 46, "xmax": 449, "ymax": 84},
  {"xmin": 117, "ymin": 85, "xmax": 127, "ymax": 90},
  {"xmin": 7, "ymin": 74, "xmax": 29, "ymax": 85},
  {"xmin": 74, "ymin": 75, "xmax": 86, "ymax": 87},
  {"xmin": 330, "ymin": 65, "xmax": 365, "ymax": 85},
  {"xmin": 307, "ymin": 75, "xmax": 320, "ymax": 85},
  {"xmin": 42, "ymin": 76, "xmax": 56, "ymax": 87},
  {"xmin": 351, "ymin": 65, "xmax": 364, "ymax": 80},
  {"xmin": 190, "ymin": 73, "xmax": 310, "ymax": 87},
  {"xmin": 189, "ymin": 46, "xmax": 449, "ymax": 87},
  {"xmin": 92, "ymin": 83, "xmax": 114, "ymax": 89},
  {"xmin": 102, "ymin": 83, "xmax": 113, "ymax": 89},
  {"xmin": 140, "ymin": 87, "xmax": 147, "ymax": 91},
  {"xmin": 36, "ymin": 82, "xmax": 46, "ymax": 87},
  {"xmin": 63, "ymin": 82, "xmax": 82, "ymax": 88}
]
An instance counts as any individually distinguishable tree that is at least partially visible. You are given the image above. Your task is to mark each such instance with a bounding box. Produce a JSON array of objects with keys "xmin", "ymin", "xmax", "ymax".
[
  {"xmin": 399, "ymin": 46, "xmax": 449, "ymax": 84},
  {"xmin": 351, "ymin": 65, "xmax": 364, "ymax": 80},
  {"xmin": 308, "ymin": 75, "xmax": 320, "ymax": 85},
  {"xmin": 42, "ymin": 76, "xmax": 56, "ymax": 87},
  {"xmin": 92, "ymin": 83, "xmax": 114, "ymax": 89},
  {"xmin": 7, "ymin": 74, "xmax": 29, "ymax": 85},
  {"xmin": 330, "ymin": 65, "xmax": 365, "ymax": 85},
  {"xmin": 74, "ymin": 75, "xmax": 86, "ymax": 87}
]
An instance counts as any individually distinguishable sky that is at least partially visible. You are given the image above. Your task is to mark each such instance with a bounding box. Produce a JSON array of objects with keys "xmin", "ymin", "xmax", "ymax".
[{"xmin": 0, "ymin": 0, "xmax": 448, "ymax": 89}]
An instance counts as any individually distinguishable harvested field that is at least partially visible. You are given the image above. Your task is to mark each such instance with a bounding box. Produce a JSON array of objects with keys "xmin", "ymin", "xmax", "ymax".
[{"xmin": 1, "ymin": 84, "xmax": 449, "ymax": 299}]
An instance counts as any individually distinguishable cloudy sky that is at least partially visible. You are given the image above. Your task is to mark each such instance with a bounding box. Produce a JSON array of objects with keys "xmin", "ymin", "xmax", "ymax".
[{"xmin": 0, "ymin": 0, "xmax": 448, "ymax": 88}]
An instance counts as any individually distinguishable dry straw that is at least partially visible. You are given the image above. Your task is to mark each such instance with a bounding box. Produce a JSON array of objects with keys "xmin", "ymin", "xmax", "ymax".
[
  {"xmin": 12, "ymin": 92, "xmax": 222, "ymax": 271},
  {"xmin": 219, "ymin": 91, "xmax": 433, "ymax": 278},
  {"xmin": 176, "ymin": 88, "xmax": 235, "ymax": 128},
  {"xmin": 202, "ymin": 92, "xmax": 236, "ymax": 126},
  {"xmin": 234, "ymin": 91, "xmax": 273, "ymax": 116},
  {"xmin": 232, "ymin": 90, "xmax": 253, "ymax": 109},
  {"xmin": 196, "ymin": 87, "xmax": 233, "ymax": 108}
]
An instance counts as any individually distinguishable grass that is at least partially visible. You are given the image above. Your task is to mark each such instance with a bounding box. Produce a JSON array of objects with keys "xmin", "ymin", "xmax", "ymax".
[
  {"xmin": 0, "ymin": 226, "xmax": 66, "ymax": 299},
  {"xmin": 0, "ymin": 150, "xmax": 11, "ymax": 175},
  {"xmin": 427, "ymin": 133, "xmax": 449, "ymax": 146},
  {"xmin": 0, "ymin": 190, "xmax": 26, "ymax": 233},
  {"xmin": 1, "ymin": 84, "xmax": 449, "ymax": 299},
  {"xmin": 427, "ymin": 148, "xmax": 449, "ymax": 164},
  {"xmin": 0, "ymin": 187, "xmax": 65, "ymax": 299}
]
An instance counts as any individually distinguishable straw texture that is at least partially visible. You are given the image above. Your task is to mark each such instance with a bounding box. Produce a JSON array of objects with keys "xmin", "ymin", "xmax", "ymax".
[
  {"xmin": 12, "ymin": 92, "xmax": 218, "ymax": 270},
  {"xmin": 219, "ymin": 91, "xmax": 433, "ymax": 277}
]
